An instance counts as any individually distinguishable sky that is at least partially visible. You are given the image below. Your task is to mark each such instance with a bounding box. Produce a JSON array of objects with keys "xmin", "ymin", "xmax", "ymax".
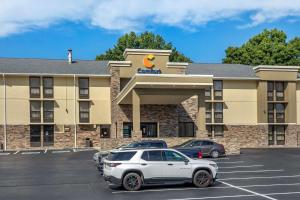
[{"xmin": 1, "ymin": 0, "xmax": 300, "ymax": 63}]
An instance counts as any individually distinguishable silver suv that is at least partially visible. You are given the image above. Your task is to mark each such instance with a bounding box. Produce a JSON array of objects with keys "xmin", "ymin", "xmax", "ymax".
[{"xmin": 103, "ymin": 148, "xmax": 218, "ymax": 191}]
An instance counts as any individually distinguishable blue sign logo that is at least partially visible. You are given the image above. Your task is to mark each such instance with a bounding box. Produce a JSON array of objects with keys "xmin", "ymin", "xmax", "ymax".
[{"xmin": 137, "ymin": 68, "xmax": 161, "ymax": 74}]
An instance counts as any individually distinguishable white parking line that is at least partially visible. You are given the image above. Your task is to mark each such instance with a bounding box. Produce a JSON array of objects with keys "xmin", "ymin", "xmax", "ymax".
[
  {"xmin": 13, "ymin": 151, "xmax": 19, "ymax": 155},
  {"xmin": 220, "ymin": 165, "xmax": 264, "ymax": 169},
  {"xmin": 73, "ymin": 149, "xmax": 76, "ymax": 152},
  {"xmin": 219, "ymin": 181, "xmax": 277, "ymax": 200},
  {"xmin": 44, "ymin": 149, "xmax": 47, "ymax": 154},
  {"xmin": 75, "ymin": 148, "xmax": 93, "ymax": 152},
  {"xmin": 241, "ymin": 182, "xmax": 300, "ymax": 188},
  {"xmin": 219, "ymin": 174, "xmax": 300, "ymax": 181},
  {"xmin": 0, "ymin": 152, "xmax": 10, "ymax": 155},
  {"xmin": 52, "ymin": 150, "xmax": 70, "ymax": 154},
  {"xmin": 218, "ymin": 169, "xmax": 284, "ymax": 174},
  {"xmin": 216, "ymin": 161, "xmax": 244, "ymax": 164},
  {"xmin": 208, "ymin": 157, "xmax": 230, "ymax": 161},
  {"xmin": 21, "ymin": 151, "xmax": 41, "ymax": 155}
]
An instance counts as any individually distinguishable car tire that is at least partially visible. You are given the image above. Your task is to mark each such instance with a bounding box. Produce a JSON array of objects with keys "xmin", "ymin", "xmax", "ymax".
[
  {"xmin": 210, "ymin": 150, "xmax": 219, "ymax": 158},
  {"xmin": 193, "ymin": 170, "xmax": 212, "ymax": 188},
  {"xmin": 122, "ymin": 172, "xmax": 142, "ymax": 191}
]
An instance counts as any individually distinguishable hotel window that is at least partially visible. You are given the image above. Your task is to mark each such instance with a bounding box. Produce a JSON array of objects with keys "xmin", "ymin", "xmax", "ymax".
[
  {"xmin": 30, "ymin": 77, "xmax": 40, "ymax": 98},
  {"xmin": 275, "ymin": 82, "xmax": 284, "ymax": 101},
  {"xmin": 206, "ymin": 125, "xmax": 212, "ymax": 138},
  {"xmin": 30, "ymin": 101, "xmax": 41, "ymax": 123},
  {"xmin": 214, "ymin": 103, "xmax": 223, "ymax": 123},
  {"xmin": 275, "ymin": 103, "xmax": 285, "ymax": 123},
  {"xmin": 268, "ymin": 103, "xmax": 274, "ymax": 123},
  {"xmin": 43, "ymin": 77, "xmax": 53, "ymax": 98},
  {"xmin": 43, "ymin": 101, "xmax": 54, "ymax": 123},
  {"xmin": 30, "ymin": 125, "xmax": 41, "ymax": 147},
  {"xmin": 205, "ymin": 88, "xmax": 212, "ymax": 100},
  {"xmin": 267, "ymin": 82, "xmax": 274, "ymax": 101},
  {"xmin": 268, "ymin": 125, "xmax": 285, "ymax": 145},
  {"xmin": 79, "ymin": 101, "xmax": 90, "ymax": 123},
  {"xmin": 213, "ymin": 80, "xmax": 223, "ymax": 100},
  {"xmin": 141, "ymin": 122, "xmax": 158, "ymax": 138},
  {"xmin": 100, "ymin": 125, "xmax": 110, "ymax": 138},
  {"xmin": 79, "ymin": 78, "xmax": 89, "ymax": 99},
  {"xmin": 178, "ymin": 122, "xmax": 195, "ymax": 137},
  {"xmin": 205, "ymin": 103, "xmax": 212, "ymax": 123},
  {"xmin": 206, "ymin": 125, "xmax": 224, "ymax": 138},
  {"xmin": 123, "ymin": 122, "xmax": 133, "ymax": 138}
]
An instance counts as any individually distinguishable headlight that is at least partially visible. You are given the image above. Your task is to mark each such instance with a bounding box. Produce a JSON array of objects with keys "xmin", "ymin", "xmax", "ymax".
[{"xmin": 209, "ymin": 163, "xmax": 218, "ymax": 169}]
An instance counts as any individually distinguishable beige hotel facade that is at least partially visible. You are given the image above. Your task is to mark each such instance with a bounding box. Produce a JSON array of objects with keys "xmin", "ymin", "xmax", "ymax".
[{"xmin": 1, "ymin": 48, "xmax": 300, "ymax": 154}]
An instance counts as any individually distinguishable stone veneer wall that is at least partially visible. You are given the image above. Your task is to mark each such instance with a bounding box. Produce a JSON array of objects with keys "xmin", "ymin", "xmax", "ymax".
[
  {"xmin": 54, "ymin": 125, "xmax": 75, "ymax": 149},
  {"xmin": 76, "ymin": 125, "xmax": 101, "ymax": 148},
  {"xmin": 6, "ymin": 125, "xmax": 30, "ymax": 149}
]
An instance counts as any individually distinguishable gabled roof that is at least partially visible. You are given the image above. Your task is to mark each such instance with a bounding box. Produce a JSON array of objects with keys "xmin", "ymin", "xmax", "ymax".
[
  {"xmin": 0, "ymin": 58, "xmax": 109, "ymax": 75},
  {"xmin": 187, "ymin": 63, "xmax": 258, "ymax": 79}
]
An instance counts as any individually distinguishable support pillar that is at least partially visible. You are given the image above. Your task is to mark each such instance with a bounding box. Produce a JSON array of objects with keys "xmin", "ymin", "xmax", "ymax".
[
  {"xmin": 132, "ymin": 89, "xmax": 142, "ymax": 139},
  {"xmin": 196, "ymin": 89, "xmax": 207, "ymax": 138}
]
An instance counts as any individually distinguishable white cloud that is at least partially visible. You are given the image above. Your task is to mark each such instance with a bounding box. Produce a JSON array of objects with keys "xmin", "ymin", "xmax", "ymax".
[{"xmin": 1, "ymin": 0, "xmax": 300, "ymax": 37}]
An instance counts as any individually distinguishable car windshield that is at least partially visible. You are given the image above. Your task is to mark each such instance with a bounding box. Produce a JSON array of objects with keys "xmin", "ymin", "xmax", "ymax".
[
  {"xmin": 178, "ymin": 140, "xmax": 193, "ymax": 147},
  {"xmin": 124, "ymin": 142, "xmax": 140, "ymax": 148}
]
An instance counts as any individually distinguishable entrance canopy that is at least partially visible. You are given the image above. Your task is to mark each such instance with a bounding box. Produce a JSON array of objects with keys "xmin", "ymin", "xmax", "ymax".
[{"xmin": 116, "ymin": 74, "xmax": 213, "ymax": 104}]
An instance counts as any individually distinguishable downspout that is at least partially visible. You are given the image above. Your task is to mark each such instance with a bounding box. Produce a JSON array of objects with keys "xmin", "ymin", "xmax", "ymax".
[
  {"xmin": 73, "ymin": 74, "xmax": 77, "ymax": 148},
  {"xmin": 2, "ymin": 74, "xmax": 6, "ymax": 150}
]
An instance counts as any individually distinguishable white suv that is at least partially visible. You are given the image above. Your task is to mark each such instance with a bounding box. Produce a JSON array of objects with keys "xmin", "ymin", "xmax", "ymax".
[{"xmin": 103, "ymin": 148, "xmax": 218, "ymax": 191}]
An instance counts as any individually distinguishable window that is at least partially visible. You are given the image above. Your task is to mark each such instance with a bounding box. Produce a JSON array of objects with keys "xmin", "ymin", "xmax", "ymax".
[
  {"xmin": 100, "ymin": 125, "xmax": 110, "ymax": 138},
  {"xmin": 276, "ymin": 103, "xmax": 285, "ymax": 123},
  {"xmin": 43, "ymin": 77, "xmax": 53, "ymax": 98},
  {"xmin": 123, "ymin": 122, "xmax": 133, "ymax": 138},
  {"xmin": 178, "ymin": 122, "xmax": 195, "ymax": 137},
  {"xmin": 30, "ymin": 77, "xmax": 40, "ymax": 98},
  {"xmin": 267, "ymin": 82, "xmax": 274, "ymax": 101},
  {"xmin": 214, "ymin": 125, "xmax": 224, "ymax": 137},
  {"xmin": 107, "ymin": 151, "xmax": 137, "ymax": 161},
  {"xmin": 43, "ymin": 101, "xmax": 54, "ymax": 123},
  {"xmin": 205, "ymin": 103, "xmax": 212, "ymax": 123},
  {"xmin": 43, "ymin": 125, "xmax": 54, "ymax": 146},
  {"xmin": 79, "ymin": 101, "xmax": 90, "ymax": 123},
  {"xmin": 205, "ymin": 88, "xmax": 211, "ymax": 100},
  {"xmin": 268, "ymin": 125, "xmax": 285, "ymax": 145},
  {"xmin": 164, "ymin": 150, "xmax": 185, "ymax": 161},
  {"xmin": 202, "ymin": 141, "xmax": 214, "ymax": 146},
  {"xmin": 30, "ymin": 125, "xmax": 41, "ymax": 147},
  {"xmin": 275, "ymin": 82, "xmax": 284, "ymax": 101},
  {"xmin": 147, "ymin": 151, "xmax": 164, "ymax": 161},
  {"xmin": 214, "ymin": 103, "xmax": 223, "ymax": 123},
  {"xmin": 213, "ymin": 80, "xmax": 223, "ymax": 100},
  {"xmin": 206, "ymin": 125, "xmax": 212, "ymax": 137},
  {"xmin": 268, "ymin": 103, "xmax": 274, "ymax": 123},
  {"xmin": 141, "ymin": 122, "xmax": 158, "ymax": 138},
  {"xmin": 30, "ymin": 101, "xmax": 41, "ymax": 122},
  {"xmin": 79, "ymin": 78, "xmax": 89, "ymax": 99}
]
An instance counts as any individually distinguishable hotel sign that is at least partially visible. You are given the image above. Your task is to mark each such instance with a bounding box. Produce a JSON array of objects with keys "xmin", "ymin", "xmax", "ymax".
[{"xmin": 137, "ymin": 54, "xmax": 161, "ymax": 74}]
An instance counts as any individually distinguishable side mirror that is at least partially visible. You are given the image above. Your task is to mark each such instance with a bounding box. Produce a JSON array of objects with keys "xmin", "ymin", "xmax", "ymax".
[{"xmin": 184, "ymin": 159, "xmax": 189, "ymax": 165}]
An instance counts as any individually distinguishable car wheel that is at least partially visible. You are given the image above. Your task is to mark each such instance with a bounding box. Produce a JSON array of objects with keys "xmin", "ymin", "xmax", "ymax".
[
  {"xmin": 122, "ymin": 173, "xmax": 142, "ymax": 191},
  {"xmin": 211, "ymin": 150, "xmax": 219, "ymax": 158},
  {"xmin": 193, "ymin": 170, "xmax": 212, "ymax": 188}
]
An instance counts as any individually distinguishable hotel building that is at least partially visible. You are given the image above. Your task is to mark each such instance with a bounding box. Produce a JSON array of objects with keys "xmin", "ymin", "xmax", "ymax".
[{"xmin": 0, "ymin": 49, "xmax": 300, "ymax": 153}]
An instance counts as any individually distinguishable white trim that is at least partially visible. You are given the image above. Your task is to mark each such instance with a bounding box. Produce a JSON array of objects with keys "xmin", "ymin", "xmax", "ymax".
[
  {"xmin": 213, "ymin": 77, "xmax": 260, "ymax": 80},
  {"xmin": 253, "ymin": 65, "xmax": 300, "ymax": 70},
  {"xmin": 123, "ymin": 48, "xmax": 172, "ymax": 57},
  {"xmin": 136, "ymin": 82, "xmax": 213, "ymax": 86},
  {"xmin": 1, "ymin": 73, "xmax": 110, "ymax": 77}
]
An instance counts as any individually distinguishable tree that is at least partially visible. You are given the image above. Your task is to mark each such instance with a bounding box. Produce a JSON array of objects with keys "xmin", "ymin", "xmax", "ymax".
[
  {"xmin": 223, "ymin": 29, "xmax": 300, "ymax": 66},
  {"xmin": 96, "ymin": 32, "xmax": 192, "ymax": 62}
]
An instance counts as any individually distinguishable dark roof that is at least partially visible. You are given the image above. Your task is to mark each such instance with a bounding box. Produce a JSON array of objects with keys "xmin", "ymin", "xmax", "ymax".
[
  {"xmin": 187, "ymin": 63, "xmax": 258, "ymax": 78},
  {"xmin": 0, "ymin": 58, "xmax": 108, "ymax": 75}
]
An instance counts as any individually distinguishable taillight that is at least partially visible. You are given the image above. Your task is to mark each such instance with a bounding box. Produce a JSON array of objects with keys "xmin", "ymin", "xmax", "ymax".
[
  {"xmin": 106, "ymin": 162, "xmax": 122, "ymax": 167},
  {"xmin": 197, "ymin": 151, "xmax": 203, "ymax": 159}
]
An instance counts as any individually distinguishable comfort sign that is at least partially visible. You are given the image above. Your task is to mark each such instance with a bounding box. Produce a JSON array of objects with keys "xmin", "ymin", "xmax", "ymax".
[{"xmin": 137, "ymin": 54, "xmax": 162, "ymax": 74}]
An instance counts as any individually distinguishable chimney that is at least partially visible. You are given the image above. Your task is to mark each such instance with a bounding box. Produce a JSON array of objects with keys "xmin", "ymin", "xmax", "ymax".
[{"xmin": 68, "ymin": 49, "xmax": 72, "ymax": 64}]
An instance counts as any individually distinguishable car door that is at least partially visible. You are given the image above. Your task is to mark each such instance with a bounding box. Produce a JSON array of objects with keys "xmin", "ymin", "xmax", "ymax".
[
  {"xmin": 139, "ymin": 150, "xmax": 167, "ymax": 182},
  {"xmin": 162, "ymin": 150, "xmax": 192, "ymax": 180},
  {"xmin": 200, "ymin": 141, "xmax": 214, "ymax": 155}
]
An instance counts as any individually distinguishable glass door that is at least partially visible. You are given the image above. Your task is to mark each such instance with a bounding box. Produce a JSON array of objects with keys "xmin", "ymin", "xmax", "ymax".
[
  {"xmin": 141, "ymin": 122, "xmax": 157, "ymax": 138},
  {"xmin": 43, "ymin": 125, "xmax": 54, "ymax": 147},
  {"xmin": 30, "ymin": 125, "xmax": 41, "ymax": 147}
]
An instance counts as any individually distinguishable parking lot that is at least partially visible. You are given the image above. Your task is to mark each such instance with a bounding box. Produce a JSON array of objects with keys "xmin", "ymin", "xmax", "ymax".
[{"xmin": 1, "ymin": 148, "xmax": 300, "ymax": 200}]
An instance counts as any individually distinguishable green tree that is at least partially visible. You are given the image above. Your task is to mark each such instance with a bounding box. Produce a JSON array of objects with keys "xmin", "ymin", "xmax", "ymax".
[
  {"xmin": 223, "ymin": 29, "xmax": 300, "ymax": 66},
  {"xmin": 96, "ymin": 32, "xmax": 192, "ymax": 62}
]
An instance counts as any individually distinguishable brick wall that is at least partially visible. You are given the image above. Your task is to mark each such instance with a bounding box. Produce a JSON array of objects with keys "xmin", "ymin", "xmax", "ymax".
[
  {"xmin": 54, "ymin": 125, "xmax": 75, "ymax": 148},
  {"xmin": 6, "ymin": 125, "xmax": 30, "ymax": 149},
  {"xmin": 0, "ymin": 125, "xmax": 4, "ymax": 150}
]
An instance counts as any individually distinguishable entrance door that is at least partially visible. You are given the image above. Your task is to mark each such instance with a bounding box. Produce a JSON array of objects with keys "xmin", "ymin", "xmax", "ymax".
[
  {"xmin": 43, "ymin": 125, "xmax": 54, "ymax": 147},
  {"xmin": 141, "ymin": 122, "xmax": 158, "ymax": 138},
  {"xmin": 30, "ymin": 125, "xmax": 41, "ymax": 147}
]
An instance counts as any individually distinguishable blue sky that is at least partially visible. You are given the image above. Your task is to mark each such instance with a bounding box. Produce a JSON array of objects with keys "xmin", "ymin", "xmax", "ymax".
[{"xmin": 1, "ymin": 0, "xmax": 300, "ymax": 63}]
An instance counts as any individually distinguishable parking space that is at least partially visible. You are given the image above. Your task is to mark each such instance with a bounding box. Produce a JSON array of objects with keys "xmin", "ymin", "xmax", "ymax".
[
  {"xmin": 0, "ymin": 148, "xmax": 95, "ymax": 156},
  {"xmin": 1, "ymin": 149, "xmax": 300, "ymax": 200}
]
